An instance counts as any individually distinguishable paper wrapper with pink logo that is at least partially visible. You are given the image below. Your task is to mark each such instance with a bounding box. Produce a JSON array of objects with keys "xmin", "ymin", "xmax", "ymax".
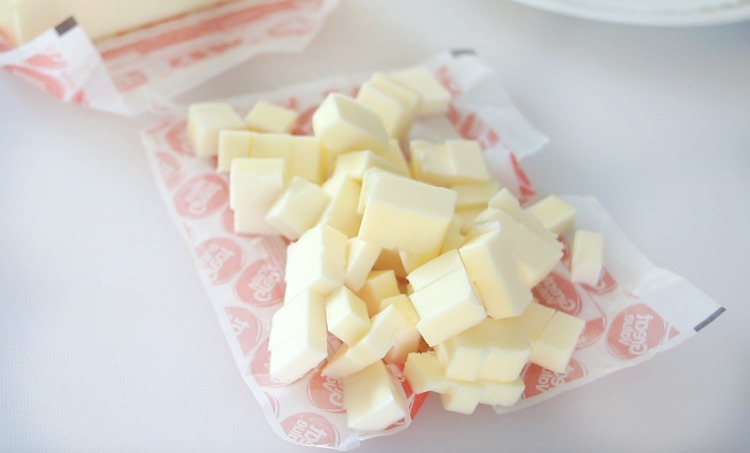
[
  {"xmin": 0, "ymin": 0, "xmax": 341, "ymax": 115},
  {"xmin": 139, "ymin": 51, "xmax": 724, "ymax": 449}
]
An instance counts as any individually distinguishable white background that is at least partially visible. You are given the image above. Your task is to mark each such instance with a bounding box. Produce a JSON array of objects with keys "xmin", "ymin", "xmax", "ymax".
[{"xmin": 2, "ymin": 1, "xmax": 749, "ymax": 451}]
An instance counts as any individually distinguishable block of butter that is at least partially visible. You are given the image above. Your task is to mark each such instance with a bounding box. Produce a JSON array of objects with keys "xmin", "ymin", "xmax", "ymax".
[{"xmin": 2, "ymin": 0, "xmax": 228, "ymax": 44}]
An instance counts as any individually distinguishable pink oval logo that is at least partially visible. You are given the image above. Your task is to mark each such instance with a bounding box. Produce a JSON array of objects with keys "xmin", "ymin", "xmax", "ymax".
[
  {"xmin": 195, "ymin": 238, "xmax": 243, "ymax": 285},
  {"xmin": 173, "ymin": 174, "xmax": 228, "ymax": 219},
  {"xmin": 155, "ymin": 151, "xmax": 183, "ymax": 190},
  {"xmin": 522, "ymin": 359, "xmax": 587, "ymax": 399},
  {"xmin": 307, "ymin": 371, "xmax": 344, "ymax": 413},
  {"xmin": 280, "ymin": 412, "xmax": 339, "ymax": 447},
  {"xmin": 165, "ymin": 120, "xmax": 190, "ymax": 155},
  {"xmin": 606, "ymin": 304, "xmax": 667, "ymax": 360},
  {"xmin": 234, "ymin": 258, "xmax": 285, "ymax": 307},
  {"xmin": 225, "ymin": 307, "xmax": 262, "ymax": 356},
  {"xmin": 533, "ymin": 272, "xmax": 582, "ymax": 317},
  {"xmin": 249, "ymin": 338, "xmax": 288, "ymax": 388}
]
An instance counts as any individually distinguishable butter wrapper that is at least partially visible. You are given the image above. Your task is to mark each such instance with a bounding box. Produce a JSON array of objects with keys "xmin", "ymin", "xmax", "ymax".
[
  {"xmin": 0, "ymin": 0, "xmax": 341, "ymax": 115},
  {"xmin": 138, "ymin": 51, "xmax": 723, "ymax": 449}
]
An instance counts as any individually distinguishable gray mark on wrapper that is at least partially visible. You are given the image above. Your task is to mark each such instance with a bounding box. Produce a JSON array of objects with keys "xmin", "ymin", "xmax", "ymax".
[
  {"xmin": 55, "ymin": 17, "xmax": 78, "ymax": 37},
  {"xmin": 694, "ymin": 307, "xmax": 726, "ymax": 332}
]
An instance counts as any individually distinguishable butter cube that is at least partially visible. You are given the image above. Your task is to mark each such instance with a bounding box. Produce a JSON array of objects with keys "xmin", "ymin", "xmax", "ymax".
[
  {"xmin": 245, "ymin": 101, "xmax": 298, "ymax": 134},
  {"xmin": 440, "ymin": 381, "xmax": 484, "ymax": 415},
  {"xmin": 358, "ymin": 170, "xmax": 457, "ymax": 256},
  {"xmin": 399, "ymin": 249, "xmax": 439, "ymax": 276},
  {"xmin": 410, "ymin": 140, "xmax": 490, "ymax": 187},
  {"xmin": 406, "ymin": 249, "xmax": 464, "ymax": 292},
  {"xmin": 403, "ymin": 351, "xmax": 450, "ymax": 394},
  {"xmin": 325, "ymin": 286, "xmax": 371, "ymax": 345},
  {"xmin": 479, "ymin": 378, "xmax": 525, "ymax": 407},
  {"xmin": 379, "ymin": 294, "xmax": 422, "ymax": 364},
  {"xmin": 343, "ymin": 360, "xmax": 408, "ymax": 432},
  {"xmin": 410, "ymin": 266, "xmax": 487, "ymax": 347},
  {"xmin": 356, "ymin": 270, "xmax": 400, "ymax": 317},
  {"xmin": 187, "ymin": 103, "xmax": 245, "ymax": 158},
  {"xmin": 519, "ymin": 300, "xmax": 556, "ymax": 344},
  {"xmin": 284, "ymin": 224, "xmax": 347, "ymax": 301},
  {"xmin": 356, "ymin": 81, "xmax": 411, "ymax": 139},
  {"xmin": 268, "ymin": 290, "xmax": 328, "ymax": 383},
  {"xmin": 217, "ymin": 130, "xmax": 252, "ymax": 172},
  {"xmin": 526, "ymin": 195, "xmax": 577, "ymax": 235},
  {"xmin": 251, "ymin": 133, "xmax": 323, "ymax": 185},
  {"xmin": 312, "ymin": 93, "xmax": 389, "ymax": 156},
  {"xmin": 388, "ymin": 67, "xmax": 451, "ymax": 116},
  {"xmin": 323, "ymin": 305, "xmax": 406, "ymax": 378},
  {"xmin": 368, "ymin": 73, "xmax": 420, "ymax": 138},
  {"xmin": 380, "ymin": 140, "xmax": 411, "ymax": 177},
  {"xmin": 475, "ymin": 318, "xmax": 532, "ymax": 382},
  {"xmin": 459, "ymin": 230, "xmax": 533, "ymax": 319},
  {"xmin": 318, "ymin": 174, "xmax": 363, "ymax": 238},
  {"xmin": 265, "ymin": 177, "xmax": 330, "ymax": 241},
  {"xmin": 230, "ymin": 158, "xmax": 287, "ymax": 235},
  {"xmin": 445, "ymin": 139, "xmax": 491, "ymax": 183},
  {"xmin": 452, "ymin": 181, "xmax": 501, "ymax": 209},
  {"xmin": 343, "ymin": 238, "xmax": 382, "ymax": 292},
  {"xmin": 434, "ymin": 331, "xmax": 489, "ymax": 382},
  {"xmin": 488, "ymin": 189, "xmax": 559, "ymax": 246},
  {"xmin": 333, "ymin": 150, "xmax": 406, "ymax": 182},
  {"xmin": 570, "ymin": 230, "xmax": 604, "ymax": 286},
  {"xmin": 530, "ymin": 311, "xmax": 585, "ymax": 373}
]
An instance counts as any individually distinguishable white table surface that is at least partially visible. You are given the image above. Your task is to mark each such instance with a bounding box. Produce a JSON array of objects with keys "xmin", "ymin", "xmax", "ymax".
[{"xmin": 2, "ymin": 1, "xmax": 749, "ymax": 451}]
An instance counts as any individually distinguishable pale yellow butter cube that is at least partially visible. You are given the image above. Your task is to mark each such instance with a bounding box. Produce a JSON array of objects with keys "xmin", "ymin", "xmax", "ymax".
[
  {"xmin": 245, "ymin": 101, "xmax": 298, "ymax": 134},
  {"xmin": 187, "ymin": 103, "xmax": 245, "ymax": 158},
  {"xmin": 388, "ymin": 67, "xmax": 451, "ymax": 116},
  {"xmin": 284, "ymin": 224, "xmax": 347, "ymax": 302},
  {"xmin": 265, "ymin": 177, "xmax": 330, "ymax": 241},
  {"xmin": 526, "ymin": 195, "xmax": 577, "ymax": 235},
  {"xmin": 445, "ymin": 139, "xmax": 491, "ymax": 183},
  {"xmin": 434, "ymin": 331, "xmax": 490, "ymax": 382},
  {"xmin": 379, "ymin": 294, "xmax": 422, "ymax": 364},
  {"xmin": 531, "ymin": 311, "xmax": 585, "ymax": 373},
  {"xmin": 519, "ymin": 300, "xmax": 556, "ymax": 344},
  {"xmin": 452, "ymin": 181, "xmax": 501, "ymax": 209},
  {"xmin": 406, "ymin": 249, "xmax": 463, "ymax": 292},
  {"xmin": 230, "ymin": 158, "xmax": 286, "ymax": 235},
  {"xmin": 380, "ymin": 140, "xmax": 411, "ymax": 177},
  {"xmin": 251, "ymin": 133, "xmax": 323, "ymax": 185},
  {"xmin": 323, "ymin": 304, "xmax": 406, "ymax": 378},
  {"xmin": 459, "ymin": 230, "xmax": 533, "ymax": 319},
  {"xmin": 479, "ymin": 378, "xmax": 525, "ymax": 407},
  {"xmin": 488, "ymin": 189, "xmax": 559, "ymax": 246},
  {"xmin": 356, "ymin": 81, "xmax": 411, "ymax": 139},
  {"xmin": 440, "ymin": 381, "xmax": 484, "ymax": 415},
  {"xmin": 325, "ymin": 286, "xmax": 371, "ymax": 345},
  {"xmin": 343, "ymin": 360, "xmax": 408, "ymax": 432},
  {"xmin": 475, "ymin": 318, "xmax": 532, "ymax": 382},
  {"xmin": 312, "ymin": 93, "xmax": 389, "ymax": 156},
  {"xmin": 268, "ymin": 291, "xmax": 328, "ymax": 384},
  {"xmin": 358, "ymin": 170, "xmax": 457, "ymax": 256},
  {"xmin": 409, "ymin": 140, "xmax": 453, "ymax": 186},
  {"xmin": 356, "ymin": 270, "xmax": 400, "ymax": 317},
  {"xmin": 369, "ymin": 73, "xmax": 420, "ymax": 138},
  {"xmin": 343, "ymin": 237, "xmax": 382, "ymax": 293},
  {"xmin": 404, "ymin": 351, "xmax": 450, "ymax": 394},
  {"xmin": 318, "ymin": 174, "xmax": 363, "ymax": 238},
  {"xmin": 333, "ymin": 150, "xmax": 405, "ymax": 182},
  {"xmin": 570, "ymin": 230, "xmax": 604, "ymax": 286},
  {"xmin": 410, "ymin": 266, "xmax": 487, "ymax": 347},
  {"xmin": 399, "ymin": 249, "xmax": 439, "ymax": 276},
  {"xmin": 217, "ymin": 130, "xmax": 252, "ymax": 172}
]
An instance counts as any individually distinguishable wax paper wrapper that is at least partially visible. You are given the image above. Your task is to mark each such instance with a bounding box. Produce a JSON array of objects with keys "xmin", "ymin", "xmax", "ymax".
[
  {"xmin": 139, "ymin": 51, "xmax": 724, "ymax": 449},
  {"xmin": 0, "ymin": 0, "xmax": 340, "ymax": 115}
]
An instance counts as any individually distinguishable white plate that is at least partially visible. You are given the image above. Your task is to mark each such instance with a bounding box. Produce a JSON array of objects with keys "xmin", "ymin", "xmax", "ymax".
[{"xmin": 512, "ymin": 0, "xmax": 750, "ymax": 26}]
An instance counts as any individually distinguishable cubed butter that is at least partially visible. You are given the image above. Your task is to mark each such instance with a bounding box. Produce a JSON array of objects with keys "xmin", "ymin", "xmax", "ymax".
[
  {"xmin": 318, "ymin": 174, "xmax": 363, "ymax": 238},
  {"xmin": 479, "ymin": 378, "xmax": 525, "ymax": 407},
  {"xmin": 452, "ymin": 181, "xmax": 501, "ymax": 209},
  {"xmin": 388, "ymin": 67, "xmax": 451, "ymax": 116},
  {"xmin": 530, "ymin": 311, "xmax": 585, "ymax": 373},
  {"xmin": 519, "ymin": 300, "xmax": 556, "ymax": 344},
  {"xmin": 440, "ymin": 381, "xmax": 484, "ymax": 415},
  {"xmin": 187, "ymin": 103, "xmax": 246, "ymax": 158},
  {"xmin": 475, "ymin": 318, "xmax": 531, "ymax": 382},
  {"xmin": 356, "ymin": 270, "xmax": 401, "ymax": 317},
  {"xmin": 570, "ymin": 230, "xmax": 604, "ymax": 286},
  {"xmin": 368, "ymin": 73, "xmax": 420, "ymax": 138},
  {"xmin": 379, "ymin": 294, "xmax": 422, "ymax": 364},
  {"xmin": 403, "ymin": 351, "xmax": 450, "ymax": 394},
  {"xmin": 333, "ymin": 150, "xmax": 405, "ymax": 182},
  {"xmin": 265, "ymin": 176, "xmax": 330, "ymax": 241},
  {"xmin": 356, "ymin": 81, "xmax": 412, "ymax": 140},
  {"xmin": 250, "ymin": 133, "xmax": 323, "ymax": 185},
  {"xmin": 245, "ymin": 101, "xmax": 298, "ymax": 134},
  {"xmin": 230, "ymin": 158, "xmax": 286, "ymax": 235},
  {"xmin": 217, "ymin": 130, "xmax": 252, "ymax": 172},
  {"xmin": 488, "ymin": 188, "xmax": 559, "ymax": 246},
  {"xmin": 343, "ymin": 360, "xmax": 408, "ymax": 432},
  {"xmin": 325, "ymin": 286, "xmax": 371, "ymax": 345},
  {"xmin": 343, "ymin": 237, "xmax": 382, "ymax": 292},
  {"xmin": 406, "ymin": 249, "xmax": 464, "ymax": 292},
  {"xmin": 526, "ymin": 195, "xmax": 577, "ymax": 235},
  {"xmin": 284, "ymin": 224, "xmax": 347, "ymax": 302},
  {"xmin": 312, "ymin": 93, "xmax": 389, "ymax": 156}
]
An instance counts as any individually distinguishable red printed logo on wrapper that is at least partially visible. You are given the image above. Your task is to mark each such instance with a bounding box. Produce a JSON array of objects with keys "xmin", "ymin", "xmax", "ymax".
[
  {"xmin": 194, "ymin": 238, "xmax": 243, "ymax": 285},
  {"xmin": 509, "ymin": 152, "xmax": 536, "ymax": 205},
  {"xmin": 578, "ymin": 316, "xmax": 607, "ymax": 350},
  {"xmin": 281, "ymin": 412, "xmax": 339, "ymax": 447},
  {"xmin": 225, "ymin": 307, "xmax": 261, "ymax": 356},
  {"xmin": 606, "ymin": 304, "xmax": 667, "ymax": 360},
  {"xmin": 173, "ymin": 174, "xmax": 228, "ymax": 219},
  {"xmin": 4, "ymin": 65, "xmax": 65, "ymax": 99},
  {"xmin": 533, "ymin": 271, "xmax": 582, "ymax": 317},
  {"xmin": 234, "ymin": 258, "xmax": 285, "ymax": 307},
  {"xmin": 155, "ymin": 151, "xmax": 183, "ymax": 190},
  {"xmin": 522, "ymin": 359, "xmax": 587, "ymax": 399},
  {"xmin": 307, "ymin": 371, "xmax": 345, "ymax": 413},
  {"xmin": 165, "ymin": 120, "xmax": 191, "ymax": 155},
  {"xmin": 250, "ymin": 338, "xmax": 288, "ymax": 388}
]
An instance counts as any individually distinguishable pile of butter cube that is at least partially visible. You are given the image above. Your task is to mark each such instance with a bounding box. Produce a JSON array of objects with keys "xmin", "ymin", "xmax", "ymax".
[{"xmin": 187, "ymin": 67, "xmax": 604, "ymax": 432}]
